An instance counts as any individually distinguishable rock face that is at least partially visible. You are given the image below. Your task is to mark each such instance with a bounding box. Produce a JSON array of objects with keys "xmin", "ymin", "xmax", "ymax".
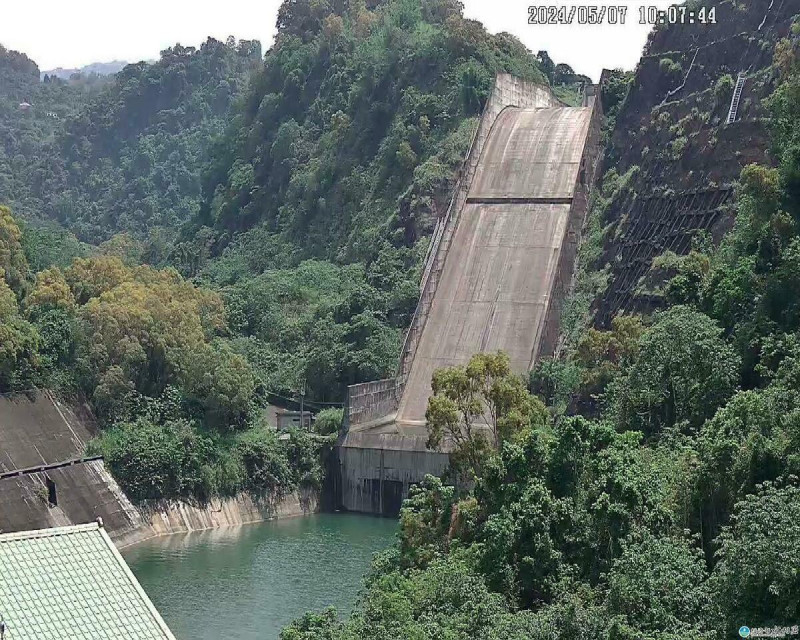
[{"xmin": 593, "ymin": 0, "xmax": 798, "ymax": 324}]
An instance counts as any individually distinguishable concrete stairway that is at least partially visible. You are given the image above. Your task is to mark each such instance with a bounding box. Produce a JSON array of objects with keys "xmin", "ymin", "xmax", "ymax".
[{"xmin": 726, "ymin": 73, "xmax": 746, "ymax": 125}]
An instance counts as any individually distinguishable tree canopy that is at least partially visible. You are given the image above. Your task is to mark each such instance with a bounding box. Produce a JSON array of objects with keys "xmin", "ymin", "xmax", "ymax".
[{"xmin": 279, "ymin": 15, "xmax": 800, "ymax": 640}]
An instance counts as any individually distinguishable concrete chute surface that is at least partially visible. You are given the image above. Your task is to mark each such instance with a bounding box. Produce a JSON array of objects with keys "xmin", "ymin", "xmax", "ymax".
[
  {"xmin": 396, "ymin": 106, "xmax": 592, "ymax": 426},
  {"xmin": 338, "ymin": 76, "xmax": 600, "ymax": 514}
]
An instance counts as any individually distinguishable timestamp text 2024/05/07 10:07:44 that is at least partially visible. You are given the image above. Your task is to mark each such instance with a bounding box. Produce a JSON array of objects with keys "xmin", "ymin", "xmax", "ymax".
[{"xmin": 527, "ymin": 5, "xmax": 718, "ymax": 25}]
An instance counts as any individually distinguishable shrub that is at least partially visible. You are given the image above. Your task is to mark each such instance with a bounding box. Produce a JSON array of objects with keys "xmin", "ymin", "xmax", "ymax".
[
  {"xmin": 714, "ymin": 74, "xmax": 735, "ymax": 100},
  {"xmin": 235, "ymin": 428, "xmax": 294, "ymax": 497},
  {"xmin": 285, "ymin": 428, "xmax": 325, "ymax": 489},
  {"xmin": 530, "ymin": 357, "xmax": 581, "ymax": 409},
  {"xmin": 91, "ymin": 419, "xmax": 215, "ymax": 501},
  {"xmin": 669, "ymin": 136, "xmax": 689, "ymax": 160},
  {"xmin": 659, "ymin": 58, "xmax": 683, "ymax": 76},
  {"xmin": 314, "ymin": 407, "xmax": 343, "ymax": 435}
]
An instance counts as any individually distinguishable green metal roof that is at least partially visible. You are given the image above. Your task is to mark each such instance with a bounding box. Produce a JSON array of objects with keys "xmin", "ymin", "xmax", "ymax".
[{"xmin": 0, "ymin": 522, "xmax": 176, "ymax": 640}]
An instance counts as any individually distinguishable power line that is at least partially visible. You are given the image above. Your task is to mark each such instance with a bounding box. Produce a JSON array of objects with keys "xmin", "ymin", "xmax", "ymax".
[{"xmin": 262, "ymin": 389, "xmax": 344, "ymax": 409}]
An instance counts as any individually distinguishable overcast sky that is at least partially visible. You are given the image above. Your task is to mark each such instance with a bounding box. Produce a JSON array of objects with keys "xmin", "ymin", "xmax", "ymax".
[{"xmin": 2, "ymin": 0, "xmax": 675, "ymax": 81}]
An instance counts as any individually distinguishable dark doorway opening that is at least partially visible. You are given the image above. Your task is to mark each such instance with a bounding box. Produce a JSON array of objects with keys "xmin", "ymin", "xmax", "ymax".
[
  {"xmin": 46, "ymin": 476, "xmax": 57, "ymax": 507},
  {"xmin": 381, "ymin": 480, "xmax": 404, "ymax": 517}
]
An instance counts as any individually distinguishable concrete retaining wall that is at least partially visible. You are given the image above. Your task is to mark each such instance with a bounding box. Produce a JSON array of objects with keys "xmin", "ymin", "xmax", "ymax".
[
  {"xmin": 0, "ymin": 459, "xmax": 145, "ymax": 538},
  {"xmin": 0, "ymin": 391, "xmax": 145, "ymax": 539},
  {"xmin": 115, "ymin": 488, "xmax": 319, "ymax": 548},
  {"xmin": 0, "ymin": 390, "xmax": 320, "ymax": 545},
  {"xmin": 344, "ymin": 378, "xmax": 399, "ymax": 431}
]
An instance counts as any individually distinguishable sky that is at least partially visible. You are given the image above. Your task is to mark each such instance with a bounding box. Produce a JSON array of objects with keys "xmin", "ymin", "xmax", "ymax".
[{"xmin": 1, "ymin": 0, "xmax": 676, "ymax": 81}]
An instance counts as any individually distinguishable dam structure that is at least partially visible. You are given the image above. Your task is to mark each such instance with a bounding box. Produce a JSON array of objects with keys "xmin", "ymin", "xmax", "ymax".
[{"xmin": 337, "ymin": 74, "xmax": 602, "ymax": 515}]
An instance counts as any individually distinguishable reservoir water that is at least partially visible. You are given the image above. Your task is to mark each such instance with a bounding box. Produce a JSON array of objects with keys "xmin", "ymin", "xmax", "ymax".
[{"xmin": 123, "ymin": 514, "xmax": 398, "ymax": 639}]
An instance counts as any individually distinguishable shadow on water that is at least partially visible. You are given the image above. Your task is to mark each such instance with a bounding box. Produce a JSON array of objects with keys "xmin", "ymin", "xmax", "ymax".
[{"xmin": 123, "ymin": 513, "xmax": 398, "ymax": 640}]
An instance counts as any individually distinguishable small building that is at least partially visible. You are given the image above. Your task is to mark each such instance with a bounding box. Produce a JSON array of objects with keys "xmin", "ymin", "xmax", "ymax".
[
  {"xmin": 18, "ymin": 102, "xmax": 31, "ymax": 112},
  {"xmin": 0, "ymin": 521, "xmax": 176, "ymax": 639},
  {"xmin": 264, "ymin": 404, "xmax": 313, "ymax": 431}
]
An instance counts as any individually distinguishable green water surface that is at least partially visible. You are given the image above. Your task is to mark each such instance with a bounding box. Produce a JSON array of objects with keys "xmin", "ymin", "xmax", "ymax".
[{"xmin": 123, "ymin": 513, "xmax": 397, "ymax": 640}]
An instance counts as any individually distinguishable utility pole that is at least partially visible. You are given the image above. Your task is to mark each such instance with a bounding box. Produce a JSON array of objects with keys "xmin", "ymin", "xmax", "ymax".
[{"xmin": 299, "ymin": 378, "xmax": 306, "ymax": 429}]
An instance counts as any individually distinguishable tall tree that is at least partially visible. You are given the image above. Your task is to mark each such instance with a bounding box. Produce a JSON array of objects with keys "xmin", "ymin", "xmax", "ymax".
[{"xmin": 426, "ymin": 351, "xmax": 547, "ymax": 478}]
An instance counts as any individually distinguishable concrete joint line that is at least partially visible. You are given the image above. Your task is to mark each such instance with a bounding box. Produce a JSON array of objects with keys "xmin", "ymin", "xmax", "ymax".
[{"xmin": 465, "ymin": 197, "xmax": 573, "ymax": 205}]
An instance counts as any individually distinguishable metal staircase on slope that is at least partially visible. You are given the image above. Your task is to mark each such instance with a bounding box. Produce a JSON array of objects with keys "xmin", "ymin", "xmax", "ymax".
[{"xmin": 726, "ymin": 73, "xmax": 746, "ymax": 124}]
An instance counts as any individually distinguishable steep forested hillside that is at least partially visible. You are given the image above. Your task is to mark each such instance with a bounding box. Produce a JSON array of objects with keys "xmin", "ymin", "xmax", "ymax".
[
  {"xmin": 1, "ymin": 1, "xmax": 578, "ymax": 404},
  {"xmin": 46, "ymin": 38, "xmax": 262, "ymax": 241},
  {"xmin": 172, "ymin": 0, "xmax": 555, "ymax": 401},
  {"xmin": 0, "ymin": 0, "xmax": 571, "ymax": 502},
  {"xmin": 0, "ymin": 45, "xmax": 106, "ymax": 222},
  {"xmin": 1, "ymin": 38, "xmax": 262, "ymax": 245},
  {"xmin": 1, "ymin": 202, "xmax": 325, "ymax": 504},
  {"xmin": 195, "ymin": 0, "xmax": 545, "ymax": 267},
  {"xmin": 0, "ymin": 38, "xmax": 324, "ymax": 506},
  {"xmin": 4, "ymin": 0, "xmax": 800, "ymax": 636},
  {"xmin": 592, "ymin": 0, "xmax": 795, "ymax": 323}
]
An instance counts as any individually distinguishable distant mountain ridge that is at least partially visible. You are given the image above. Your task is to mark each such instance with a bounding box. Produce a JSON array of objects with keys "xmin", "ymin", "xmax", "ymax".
[{"xmin": 41, "ymin": 60, "xmax": 129, "ymax": 80}]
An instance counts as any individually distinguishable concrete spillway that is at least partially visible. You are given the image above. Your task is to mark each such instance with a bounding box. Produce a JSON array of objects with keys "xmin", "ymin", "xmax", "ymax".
[
  {"xmin": 396, "ymin": 107, "xmax": 593, "ymax": 426},
  {"xmin": 0, "ymin": 391, "xmax": 142, "ymax": 539},
  {"xmin": 471, "ymin": 107, "xmax": 593, "ymax": 199},
  {"xmin": 338, "ymin": 76, "xmax": 600, "ymax": 514}
]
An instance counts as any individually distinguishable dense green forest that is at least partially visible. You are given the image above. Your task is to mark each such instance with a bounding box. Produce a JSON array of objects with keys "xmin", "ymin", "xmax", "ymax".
[
  {"xmin": 0, "ymin": 0, "xmax": 585, "ymax": 501},
  {"xmin": 279, "ymin": 14, "xmax": 800, "ymax": 640},
  {"xmin": 1, "ymin": 0, "xmax": 585, "ymax": 406},
  {"xmin": 0, "ymin": 45, "xmax": 109, "ymax": 223},
  {"xmin": 6, "ymin": 0, "xmax": 799, "ymax": 637},
  {"xmin": 52, "ymin": 38, "xmax": 262, "ymax": 241},
  {"xmin": 1, "ymin": 37, "xmax": 323, "ymax": 504},
  {"xmin": 9, "ymin": 38, "xmax": 262, "ymax": 241}
]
